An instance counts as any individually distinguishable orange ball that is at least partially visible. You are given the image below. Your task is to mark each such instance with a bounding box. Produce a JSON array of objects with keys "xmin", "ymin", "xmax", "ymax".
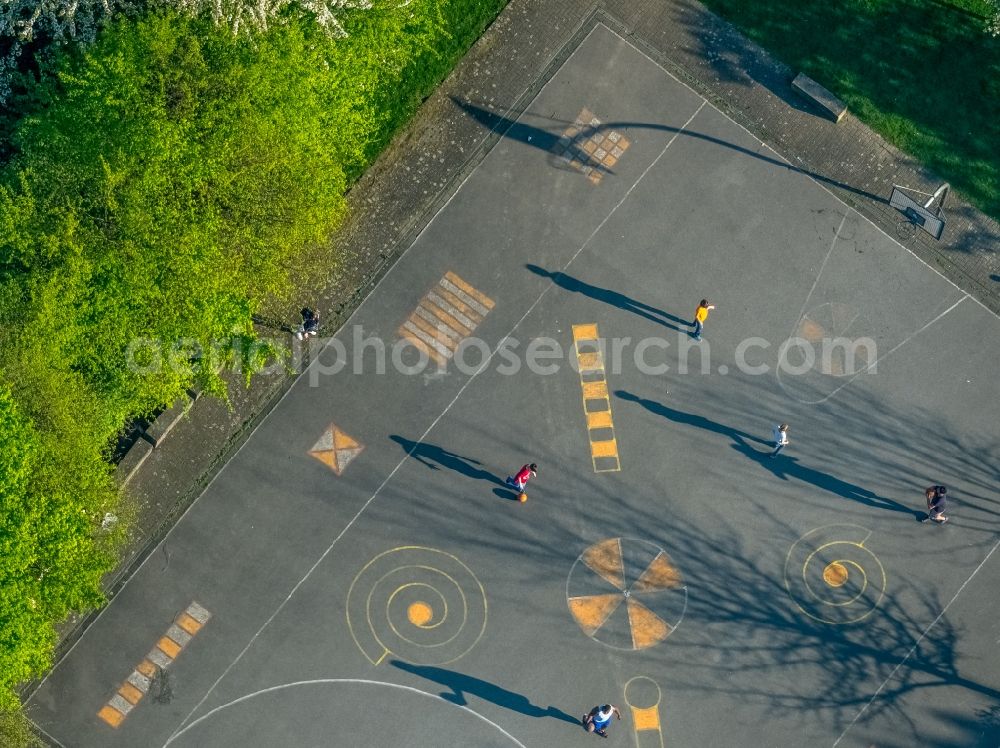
[{"xmin": 518, "ymin": 492, "xmax": 528, "ymax": 503}]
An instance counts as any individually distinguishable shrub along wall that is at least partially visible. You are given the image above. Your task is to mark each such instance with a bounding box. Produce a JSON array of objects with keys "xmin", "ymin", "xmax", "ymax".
[{"xmin": 0, "ymin": 0, "xmax": 507, "ymax": 719}]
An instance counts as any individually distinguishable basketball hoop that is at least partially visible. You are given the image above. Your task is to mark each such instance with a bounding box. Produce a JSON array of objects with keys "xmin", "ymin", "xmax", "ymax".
[{"xmin": 889, "ymin": 183, "xmax": 948, "ymax": 240}]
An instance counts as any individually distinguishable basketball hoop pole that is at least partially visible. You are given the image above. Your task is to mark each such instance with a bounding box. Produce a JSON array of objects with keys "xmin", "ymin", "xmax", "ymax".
[{"xmin": 924, "ymin": 182, "xmax": 949, "ymax": 212}]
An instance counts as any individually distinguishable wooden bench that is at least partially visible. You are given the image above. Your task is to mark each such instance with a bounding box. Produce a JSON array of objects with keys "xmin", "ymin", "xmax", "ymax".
[{"xmin": 792, "ymin": 72, "xmax": 847, "ymax": 123}]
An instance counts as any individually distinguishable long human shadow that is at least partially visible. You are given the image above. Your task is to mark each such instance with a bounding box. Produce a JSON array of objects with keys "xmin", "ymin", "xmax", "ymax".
[
  {"xmin": 615, "ymin": 390, "xmax": 770, "ymax": 446},
  {"xmin": 391, "ymin": 660, "xmax": 581, "ymax": 725},
  {"xmin": 730, "ymin": 434, "xmax": 921, "ymax": 518},
  {"xmin": 527, "ymin": 265, "xmax": 687, "ymax": 331},
  {"xmin": 389, "ymin": 435, "xmax": 505, "ymax": 486},
  {"xmin": 453, "ymin": 97, "xmax": 885, "ymax": 205}
]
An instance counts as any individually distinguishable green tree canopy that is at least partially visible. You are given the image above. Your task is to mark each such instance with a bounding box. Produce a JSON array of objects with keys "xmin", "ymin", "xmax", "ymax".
[
  {"xmin": 0, "ymin": 11, "xmax": 348, "ymax": 429},
  {"xmin": 0, "ymin": 0, "xmax": 504, "ymax": 723},
  {"xmin": 0, "ymin": 381, "xmax": 115, "ymax": 710}
]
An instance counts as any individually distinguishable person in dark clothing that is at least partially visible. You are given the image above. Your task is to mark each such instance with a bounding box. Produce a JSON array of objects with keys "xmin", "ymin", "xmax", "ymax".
[
  {"xmin": 295, "ymin": 308, "xmax": 320, "ymax": 340},
  {"xmin": 923, "ymin": 485, "xmax": 948, "ymax": 524}
]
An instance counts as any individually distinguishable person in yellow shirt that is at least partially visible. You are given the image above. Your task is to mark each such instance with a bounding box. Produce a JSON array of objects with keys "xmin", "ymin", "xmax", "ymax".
[{"xmin": 692, "ymin": 299, "xmax": 715, "ymax": 340}]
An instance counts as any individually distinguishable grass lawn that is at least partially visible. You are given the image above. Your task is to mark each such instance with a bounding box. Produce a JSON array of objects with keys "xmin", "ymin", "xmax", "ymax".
[{"xmin": 698, "ymin": 0, "xmax": 1000, "ymax": 221}]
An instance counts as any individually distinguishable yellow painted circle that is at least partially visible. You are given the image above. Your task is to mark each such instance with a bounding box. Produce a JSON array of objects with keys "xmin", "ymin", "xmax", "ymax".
[
  {"xmin": 823, "ymin": 561, "xmax": 849, "ymax": 587},
  {"xmin": 407, "ymin": 602, "xmax": 434, "ymax": 627}
]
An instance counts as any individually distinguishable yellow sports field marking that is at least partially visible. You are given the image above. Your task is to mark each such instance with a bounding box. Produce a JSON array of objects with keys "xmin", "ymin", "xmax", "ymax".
[
  {"xmin": 586, "ymin": 410, "xmax": 613, "ymax": 430},
  {"xmin": 823, "ymin": 561, "xmax": 849, "ymax": 587},
  {"xmin": 568, "ymin": 539, "xmax": 686, "ymax": 652},
  {"xmin": 582, "ymin": 380, "xmax": 609, "ymax": 400},
  {"xmin": 627, "ymin": 599, "xmax": 671, "ymax": 650},
  {"xmin": 308, "ymin": 423, "xmax": 365, "ymax": 476},
  {"xmin": 417, "ymin": 304, "xmax": 470, "ymax": 340},
  {"xmin": 156, "ymin": 636, "xmax": 182, "ymax": 659},
  {"xmin": 408, "ymin": 311, "xmax": 460, "ymax": 347},
  {"xmin": 346, "ymin": 546, "xmax": 487, "ymax": 666},
  {"xmin": 632, "ymin": 552, "xmax": 683, "ymax": 593},
  {"xmin": 590, "ymin": 439, "xmax": 618, "ymax": 458},
  {"xmin": 572, "ymin": 323, "xmax": 599, "ymax": 342},
  {"xmin": 444, "ymin": 271, "xmax": 495, "ymax": 310},
  {"xmin": 97, "ymin": 602, "xmax": 211, "ymax": 728},
  {"xmin": 438, "ymin": 277, "xmax": 491, "ymax": 318},
  {"xmin": 632, "ymin": 706, "xmax": 660, "ymax": 731},
  {"xmin": 784, "ymin": 525, "xmax": 886, "ymax": 625},
  {"xmin": 551, "ymin": 108, "xmax": 633, "ymax": 185},
  {"xmin": 434, "ymin": 286, "xmax": 485, "ymax": 324},
  {"xmin": 176, "ymin": 613, "xmax": 203, "ymax": 636},
  {"xmin": 399, "ymin": 331, "xmax": 449, "ymax": 367},
  {"xmin": 572, "ymin": 324, "xmax": 620, "ymax": 472},
  {"xmin": 582, "ymin": 537, "xmax": 625, "ymax": 589},
  {"xmin": 400, "ymin": 320, "xmax": 455, "ymax": 361},
  {"xmin": 399, "ymin": 272, "xmax": 495, "ymax": 370},
  {"xmin": 407, "ymin": 602, "xmax": 434, "ymax": 627},
  {"xmin": 624, "ymin": 676, "xmax": 665, "ymax": 748},
  {"xmin": 97, "ymin": 705, "xmax": 125, "ymax": 728},
  {"xmin": 117, "ymin": 683, "xmax": 143, "ymax": 705},
  {"xmin": 567, "ymin": 594, "xmax": 623, "ymax": 636}
]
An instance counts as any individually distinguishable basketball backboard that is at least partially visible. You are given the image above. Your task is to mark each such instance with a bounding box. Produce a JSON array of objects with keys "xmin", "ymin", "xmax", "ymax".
[{"xmin": 889, "ymin": 185, "xmax": 945, "ymax": 240}]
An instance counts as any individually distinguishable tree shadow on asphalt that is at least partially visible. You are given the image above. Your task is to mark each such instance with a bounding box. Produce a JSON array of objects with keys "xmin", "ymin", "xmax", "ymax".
[
  {"xmin": 431, "ymin": 475, "xmax": 1000, "ymax": 746},
  {"xmin": 452, "ymin": 97, "xmax": 885, "ymax": 204},
  {"xmin": 604, "ymin": 380, "xmax": 998, "ymax": 745},
  {"xmin": 390, "ymin": 660, "xmax": 581, "ymax": 726},
  {"xmin": 389, "ymin": 435, "xmax": 506, "ymax": 486},
  {"xmin": 526, "ymin": 265, "xmax": 688, "ymax": 331},
  {"xmin": 376, "ymin": 363, "xmax": 999, "ymax": 746},
  {"xmin": 905, "ymin": 704, "xmax": 1000, "ymax": 748},
  {"xmin": 645, "ymin": 506, "xmax": 1000, "ymax": 746}
]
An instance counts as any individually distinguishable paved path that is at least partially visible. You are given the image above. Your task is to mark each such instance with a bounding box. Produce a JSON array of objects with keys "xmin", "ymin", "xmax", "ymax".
[{"xmin": 30, "ymin": 14, "xmax": 1000, "ymax": 748}]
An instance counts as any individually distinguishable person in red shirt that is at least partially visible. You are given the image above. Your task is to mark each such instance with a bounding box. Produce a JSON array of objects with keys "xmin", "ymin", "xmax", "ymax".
[{"xmin": 506, "ymin": 463, "xmax": 537, "ymax": 491}]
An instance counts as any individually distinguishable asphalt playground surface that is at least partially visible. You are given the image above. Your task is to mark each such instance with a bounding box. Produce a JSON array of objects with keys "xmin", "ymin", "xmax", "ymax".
[{"xmin": 28, "ymin": 23, "xmax": 1000, "ymax": 748}]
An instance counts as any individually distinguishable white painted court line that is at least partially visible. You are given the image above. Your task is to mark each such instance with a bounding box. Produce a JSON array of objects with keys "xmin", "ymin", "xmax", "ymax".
[
  {"xmin": 27, "ymin": 14, "xmax": 608, "ymax": 712},
  {"xmin": 607, "ymin": 22, "xmax": 998, "ymax": 321},
  {"xmin": 818, "ymin": 293, "xmax": 969, "ymax": 401},
  {"xmin": 777, "ymin": 290, "xmax": 970, "ymax": 404},
  {"xmin": 789, "ymin": 211, "xmax": 849, "ymax": 341},
  {"xmin": 164, "ymin": 679, "xmax": 528, "ymax": 747},
  {"xmin": 168, "ymin": 96, "xmax": 708, "ymax": 745},
  {"xmin": 31, "ymin": 17, "xmax": 992, "ymax": 745},
  {"xmin": 605, "ymin": 21, "xmax": 981, "ymax": 399},
  {"xmin": 832, "ymin": 535, "xmax": 1000, "ymax": 746},
  {"xmin": 29, "ymin": 723, "xmax": 67, "ymax": 748},
  {"xmin": 30, "ymin": 15, "xmax": 613, "ymax": 704}
]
